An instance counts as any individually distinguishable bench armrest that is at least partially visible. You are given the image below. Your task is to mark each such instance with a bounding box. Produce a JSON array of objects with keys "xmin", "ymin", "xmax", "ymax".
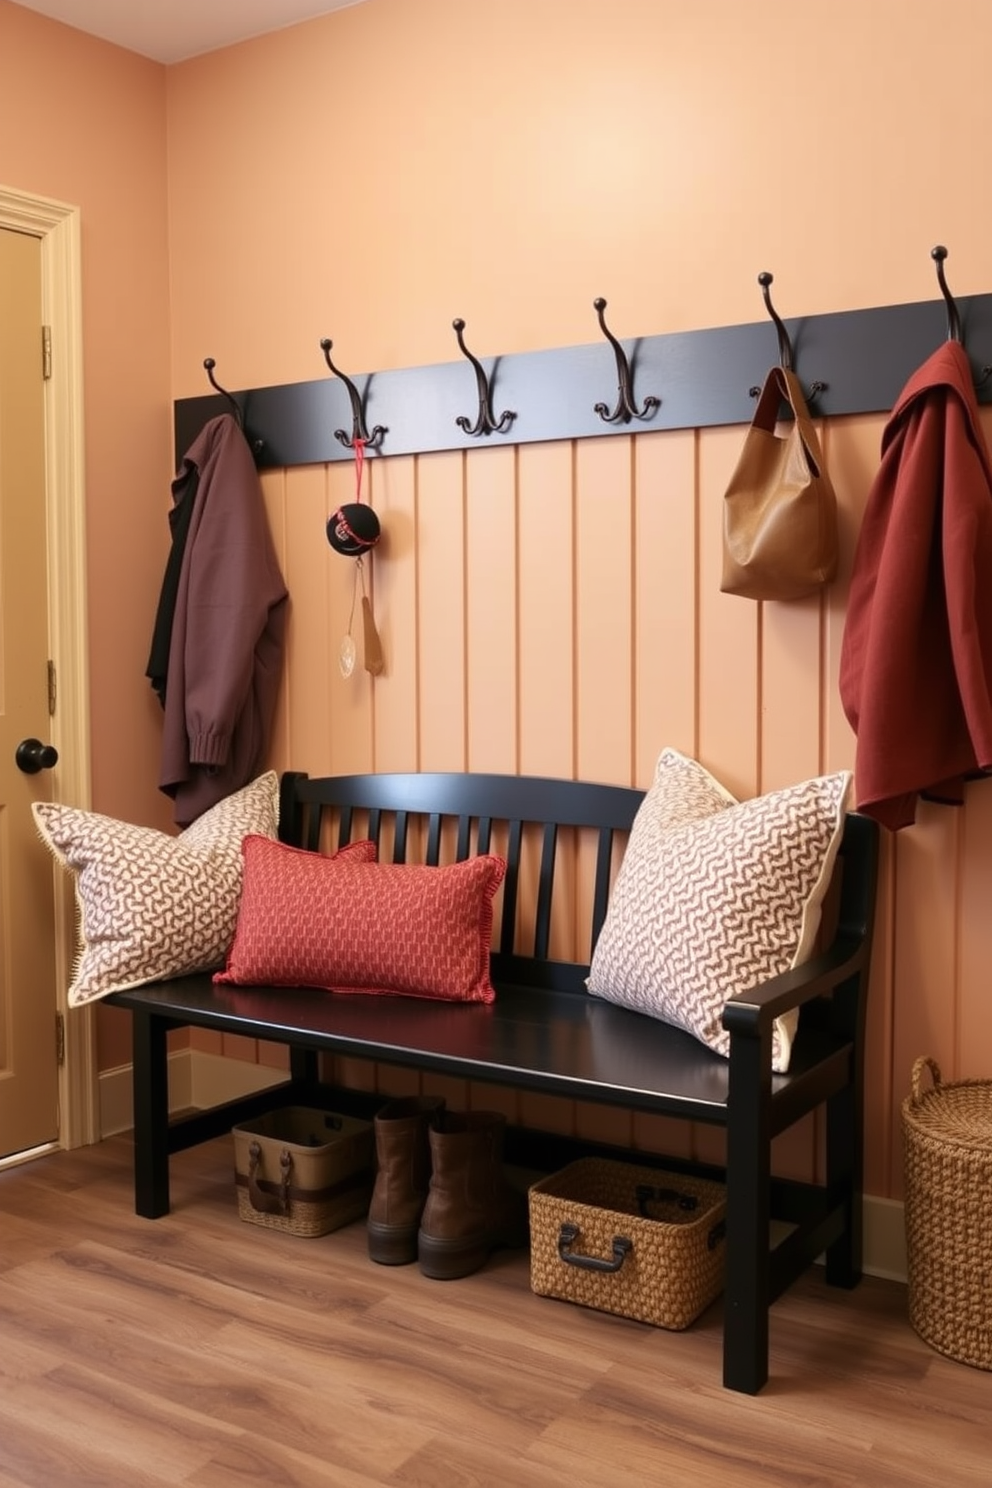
[{"xmin": 721, "ymin": 933, "xmax": 868, "ymax": 1038}]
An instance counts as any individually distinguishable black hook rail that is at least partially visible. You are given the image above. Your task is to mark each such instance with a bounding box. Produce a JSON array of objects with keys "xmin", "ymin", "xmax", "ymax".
[
  {"xmin": 748, "ymin": 273, "xmax": 826, "ymax": 405},
  {"xmin": 452, "ymin": 319, "xmax": 515, "ymax": 436},
  {"xmin": 177, "ymin": 282, "xmax": 992, "ymax": 470},
  {"xmin": 592, "ymin": 297, "xmax": 660, "ymax": 424},
  {"xmin": 319, "ymin": 338, "xmax": 387, "ymax": 449},
  {"xmin": 203, "ymin": 358, "xmax": 265, "ymax": 458},
  {"xmin": 931, "ymin": 244, "xmax": 992, "ymax": 386}
]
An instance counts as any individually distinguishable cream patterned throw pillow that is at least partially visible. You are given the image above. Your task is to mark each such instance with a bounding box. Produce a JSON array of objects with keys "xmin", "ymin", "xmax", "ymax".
[
  {"xmin": 32, "ymin": 772, "xmax": 279, "ymax": 1006},
  {"xmin": 586, "ymin": 749, "xmax": 851, "ymax": 1073}
]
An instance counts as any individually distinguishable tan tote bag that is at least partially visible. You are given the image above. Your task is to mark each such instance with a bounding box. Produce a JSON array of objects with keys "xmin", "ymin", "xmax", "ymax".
[{"xmin": 720, "ymin": 366, "xmax": 838, "ymax": 601}]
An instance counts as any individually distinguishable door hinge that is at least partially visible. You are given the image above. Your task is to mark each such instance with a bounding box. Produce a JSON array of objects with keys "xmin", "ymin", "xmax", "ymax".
[
  {"xmin": 56, "ymin": 1011, "xmax": 65, "ymax": 1067},
  {"xmin": 47, "ymin": 660, "xmax": 57, "ymax": 717},
  {"xmin": 42, "ymin": 325, "xmax": 52, "ymax": 381}
]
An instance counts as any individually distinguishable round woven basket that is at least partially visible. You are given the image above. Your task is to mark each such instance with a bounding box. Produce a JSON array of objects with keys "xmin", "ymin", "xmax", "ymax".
[{"xmin": 901, "ymin": 1056, "xmax": 992, "ymax": 1371}]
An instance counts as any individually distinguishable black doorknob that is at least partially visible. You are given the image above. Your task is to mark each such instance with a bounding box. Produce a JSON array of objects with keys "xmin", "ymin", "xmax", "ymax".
[{"xmin": 15, "ymin": 738, "xmax": 59, "ymax": 774}]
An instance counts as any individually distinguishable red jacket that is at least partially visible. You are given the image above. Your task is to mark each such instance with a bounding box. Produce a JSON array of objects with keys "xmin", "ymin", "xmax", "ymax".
[
  {"xmin": 154, "ymin": 415, "xmax": 288, "ymax": 827},
  {"xmin": 839, "ymin": 341, "xmax": 992, "ymax": 830}
]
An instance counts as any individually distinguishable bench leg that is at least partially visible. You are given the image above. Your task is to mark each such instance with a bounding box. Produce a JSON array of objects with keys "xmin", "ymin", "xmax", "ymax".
[
  {"xmin": 723, "ymin": 1030, "xmax": 771, "ymax": 1394},
  {"xmin": 290, "ymin": 1046, "xmax": 320, "ymax": 1086},
  {"xmin": 131, "ymin": 1009, "xmax": 171, "ymax": 1218}
]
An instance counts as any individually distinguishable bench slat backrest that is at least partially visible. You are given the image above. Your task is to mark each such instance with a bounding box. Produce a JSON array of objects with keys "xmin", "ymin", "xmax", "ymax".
[
  {"xmin": 278, "ymin": 771, "xmax": 877, "ymax": 1029},
  {"xmin": 279, "ymin": 771, "xmax": 644, "ymax": 976}
]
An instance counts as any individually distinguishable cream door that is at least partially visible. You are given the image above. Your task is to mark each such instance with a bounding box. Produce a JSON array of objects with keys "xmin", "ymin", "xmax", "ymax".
[{"xmin": 0, "ymin": 226, "xmax": 60, "ymax": 1158}]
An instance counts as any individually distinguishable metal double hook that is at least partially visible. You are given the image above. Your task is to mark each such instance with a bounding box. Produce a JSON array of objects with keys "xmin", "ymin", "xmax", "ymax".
[
  {"xmin": 319, "ymin": 339, "xmax": 387, "ymax": 450},
  {"xmin": 452, "ymin": 319, "xmax": 515, "ymax": 436},
  {"xmin": 931, "ymin": 245, "xmax": 991, "ymax": 385},
  {"xmin": 592, "ymin": 298, "xmax": 660, "ymax": 424},
  {"xmin": 748, "ymin": 274, "xmax": 826, "ymax": 404},
  {"xmin": 202, "ymin": 359, "xmax": 265, "ymax": 458}
]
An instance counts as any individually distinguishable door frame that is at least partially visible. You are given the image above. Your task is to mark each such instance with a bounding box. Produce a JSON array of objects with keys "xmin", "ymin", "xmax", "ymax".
[{"xmin": 0, "ymin": 183, "xmax": 96, "ymax": 1149}]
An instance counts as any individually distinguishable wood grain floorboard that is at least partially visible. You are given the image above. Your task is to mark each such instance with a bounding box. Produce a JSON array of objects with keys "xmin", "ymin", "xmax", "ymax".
[{"xmin": 0, "ymin": 1134, "xmax": 989, "ymax": 1487}]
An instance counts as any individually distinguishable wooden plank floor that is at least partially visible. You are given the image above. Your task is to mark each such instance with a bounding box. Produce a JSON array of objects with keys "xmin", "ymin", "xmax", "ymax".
[{"xmin": 0, "ymin": 1134, "xmax": 989, "ymax": 1487}]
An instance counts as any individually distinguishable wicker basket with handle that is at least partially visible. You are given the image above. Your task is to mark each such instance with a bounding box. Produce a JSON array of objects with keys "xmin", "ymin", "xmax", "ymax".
[
  {"xmin": 902, "ymin": 1055, "xmax": 992, "ymax": 1370},
  {"xmin": 529, "ymin": 1157, "xmax": 726, "ymax": 1331},
  {"xmin": 233, "ymin": 1106, "xmax": 373, "ymax": 1238}
]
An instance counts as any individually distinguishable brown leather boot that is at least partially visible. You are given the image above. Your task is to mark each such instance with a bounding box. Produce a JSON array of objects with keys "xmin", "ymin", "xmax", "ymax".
[
  {"xmin": 367, "ymin": 1095, "xmax": 445, "ymax": 1265},
  {"xmin": 417, "ymin": 1110, "xmax": 529, "ymax": 1280}
]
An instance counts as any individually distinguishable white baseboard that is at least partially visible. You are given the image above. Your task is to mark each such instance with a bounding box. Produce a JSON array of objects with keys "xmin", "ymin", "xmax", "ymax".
[{"xmin": 98, "ymin": 1056, "xmax": 909, "ymax": 1284}]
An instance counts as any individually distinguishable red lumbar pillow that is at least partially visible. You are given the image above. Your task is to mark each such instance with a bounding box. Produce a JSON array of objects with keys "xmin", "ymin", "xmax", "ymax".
[{"xmin": 214, "ymin": 834, "xmax": 506, "ymax": 1003}]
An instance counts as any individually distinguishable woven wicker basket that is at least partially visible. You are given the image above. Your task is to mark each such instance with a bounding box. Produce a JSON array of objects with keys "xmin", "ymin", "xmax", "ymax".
[
  {"xmin": 529, "ymin": 1158, "xmax": 726, "ymax": 1331},
  {"xmin": 902, "ymin": 1056, "xmax": 992, "ymax": 1370},
  {"xmin": 233, "ymin": 1106, "xmax": 373, "ymax": 1238}
]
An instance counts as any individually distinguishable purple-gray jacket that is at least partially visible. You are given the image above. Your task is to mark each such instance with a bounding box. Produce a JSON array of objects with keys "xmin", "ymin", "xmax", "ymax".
[{"xmin": 150, "ymin": 414, "xmax": 288, "ymax": 827}]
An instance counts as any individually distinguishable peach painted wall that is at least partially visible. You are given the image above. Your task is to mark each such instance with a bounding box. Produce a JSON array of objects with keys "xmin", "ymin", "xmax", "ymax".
[
  {"xmin": 165, "ymin": 0, "xmax": 992, "ymax": 390},
  {"xmin": 158, "ymin": 0, "xmax": 992, "ymax": 1202},
  {"xmin": 0, "ymin": 2, "xmax": 174, "ymax": 1072}
]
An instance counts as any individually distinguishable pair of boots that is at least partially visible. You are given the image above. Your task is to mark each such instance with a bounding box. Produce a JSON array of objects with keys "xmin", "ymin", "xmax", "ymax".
[{"xmin": 367, "ymin": 1096, "xmax": 528, "ymax": 1279}]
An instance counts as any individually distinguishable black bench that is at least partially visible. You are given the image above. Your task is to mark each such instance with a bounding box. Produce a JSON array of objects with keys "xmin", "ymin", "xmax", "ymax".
[{"xmin": 107, "ymin": 768, "xmax": 879, "ymax": 1395}]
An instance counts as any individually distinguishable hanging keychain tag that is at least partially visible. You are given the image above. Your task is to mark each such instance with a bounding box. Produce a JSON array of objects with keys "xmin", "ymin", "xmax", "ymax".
[
  {"xmin": 327, "ymin": 436, "xmax": 383, "ymax": 678},
  {"xmin": 339, "ymin": 564, "xmax": 359, "ymax": 677},
  {"xmin": 360, "ymin": 563, "xmax": 384, "ymax": 676},
  {"xmin": 339, "ymin": 633, "xmax": 357, "ymax": 678}
]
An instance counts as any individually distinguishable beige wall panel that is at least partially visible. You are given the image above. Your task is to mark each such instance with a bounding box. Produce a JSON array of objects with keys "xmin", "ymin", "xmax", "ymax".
[
  {"xmin": 980, "ymin": 406, "xmax": 992, "ymax": 460},
  {"xmin": 547, "ymin": 828, "xmax": 580, "ymax": 966},
  {"xmin": 633, "ymin": 430, "xmax": 697, "ymax": 778},
  {"xmin": 189, "ymin": 1028, "xmax": 222, "ymax": 1056},
  {"xmin": 334, "ymin": 1056, "xmax": 378, "ymax": 1094},
  {"xmin": 518, "ymin": 1090, "xmax": 575, "ymax": 1139},
  {"xmin": 417, "ymin": 452, "xmax": 467, "ymax": 770},
  {"xmin": 518, "ymin": 442, "xmax": 575, "ymax": 778},
  {"xmin": 633, "ymin": 1113, "xmax": 693, "ymax": 1162},
  {"xmin": 819, "ymin": 415, "xmax": 885, "ymax": 774},
  {"xmin": 754, "ymin": 440, "xmax": 829, "ymax": 1183},
  {"xmin": 257, "ymin": 1042, "xmax": 290, "ymax": 1072},
  {"xmin": 376, "ymin": 1064, "xmax": 423, "ymax": 1101},
  {"xmin": 468, "ymin": 1084, "xmax": 518, "ymax": 1123},
  {"xmin": 861, "ymin": 831, "xmax": 897, "ymax": 1200},
  {"xmin": 258, "ymin": 470, "xmax": 290, "ymax": 772},
  {"xmin": 368, "ymin": 456, "xmax": 418, "ymax": 771},
  {"xmin": 772, "ymin": 1119, "xmax": 818, "ymax": 1184},
  {"xmin": 576, "ymin": 1100, "xmax": 632, "ymax": 1150},
  {"xmin": 696, "ymin": 427, "xmax": 759, "ymax": 800},
  {"xmin": 516, "ymin": 440, "xmax": 578, "ymax": 965},
  {"xmin": 575, "ymin": 436, "xmax": 633, "ymax": 786},
  {"xmin": 507, "ymin": 820, "xmax": 561, "ymax": 962},
  {"xmin": 759, "ymin": 592, "xmax": 823, "ymax": 792},
  {"xmin": 819, "ymin": 414, "xmax": 897, "ymax": 1197},
  {"xmin": 692, "ymin": 1127, "xmax": 727, "ymax": 1170},
  {"xmin": 958, "ymin": 784, "xmax": 992, "ymax": 1079},
  {"xmin": 426, "ymin": 1072, "xmax": 471, "ymax": 1112},
  {"xmin": 571, "ymin": 437, "xmax": 634, "ymax": 1057},
  {"xmin": 279, "ymin": 466, "xmax": 332, "ymax": 774},
  {"xmin": 465, "ymin": 445, "xmax": 517, "ymax": 773},
  {"xmin": 888, "ymin": 807, "xmax": 962, "ymax": 1196},
  {"xmin": 325, "ymin": 460, "xmax": 375, "ymax": 775}
]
